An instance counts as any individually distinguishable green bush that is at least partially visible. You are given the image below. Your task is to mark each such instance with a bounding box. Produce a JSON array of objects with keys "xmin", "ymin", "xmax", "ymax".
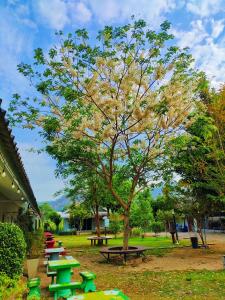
[
  {"xmin": 151, "ymin": 221, "xmax": 164, "ymax": 235},
  {"xmin": 0, "ymin": 272, "xmax": 26, "ymax": 299},
  {"xmin": 131, "ymin": 227, "xmax": 144, "ymax": 237},
  {"xmin": 0, "ymin": 222, "xmax": 26, "ymax": 278},
  {"xmin": 109, "ymin": 213, "xmax": 122, "ymax": 238}
]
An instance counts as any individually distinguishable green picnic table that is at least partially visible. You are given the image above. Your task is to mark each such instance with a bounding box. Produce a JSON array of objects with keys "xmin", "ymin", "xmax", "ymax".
[
  {"xmin": 48, "ymin": 258, "xmax": 80, "ymax": 299},
  {"xmin": 67, "ymin": 289, "xmax": 130, "ymax": 300}
]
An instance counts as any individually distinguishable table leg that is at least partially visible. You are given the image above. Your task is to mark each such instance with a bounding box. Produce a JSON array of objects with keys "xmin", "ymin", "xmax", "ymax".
[
  {"xmin": 56, "ymin": 268, "xmax": 72, "ymax": 298},
  {"xmin": 91, "ymin": 240, "xmax": 93, "ymax": 246},
  {"xmin": 50, "ymin": 253, "xmax": 59, "ymax": 261}
]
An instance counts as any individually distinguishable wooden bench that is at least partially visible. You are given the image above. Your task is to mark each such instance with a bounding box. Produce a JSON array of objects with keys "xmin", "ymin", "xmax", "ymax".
[
  {"xmin": 49, "ymin": 282, "xmax": 81, "ymax": 300},
  {"xmin": 80, "ymin": 271, "xmax": 96, "ymax": 293},
  {"xmin": 87, "ymin": 236, "xmax": 112, "ymax": 246},
  {"xmin": 100, "ymin": 246, "xmax": 148, "ymax": 263}
]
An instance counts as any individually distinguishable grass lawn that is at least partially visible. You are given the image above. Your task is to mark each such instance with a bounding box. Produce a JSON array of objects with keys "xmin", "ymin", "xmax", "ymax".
[
  {"xmin": 55, "ymin": 233, "xmax": 189, "ymax": 250},
  {"xmin": 39, "ymin": 234, "xmax": 225, "ymax": 299},
  {"xmin": 95, "ymin": 270, "xmax": 225, "ymax": 300}
]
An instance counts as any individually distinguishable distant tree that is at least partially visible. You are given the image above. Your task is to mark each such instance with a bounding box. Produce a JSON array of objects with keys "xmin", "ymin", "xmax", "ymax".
[
  {"xmin": 109, "ymin": 213, "xmax": 122, "ymax": 238},
  {"xmin": 39, "ymin": 202, "xmax": 56, "ymax": 231},
  {"xmin": 49, "ymin": 212, "xmax": 62, "ymax": 233},
  {"xmin": 68, "ymin": 202, "xmax": 90, "ymax": 233},
  {"xmin": 151, "ymin": 220, "xmax": 164, "ymax": 236},
  {"xmin": 130, "ymin": 189, "xmax": 154, "ymax": 232},
  {"xmin": 39, "ymin": 202, "xmax": 55, "ymax": 220},
  {"xmin": 65, "ymin": 169, "xmax": 112, "ymax": 237}
]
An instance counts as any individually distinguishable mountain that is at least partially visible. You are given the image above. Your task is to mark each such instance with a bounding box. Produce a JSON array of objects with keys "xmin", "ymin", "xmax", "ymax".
[
  {"xmin": 42, "ymin": 196, "xmax": 70, "ymax": 212},
  {"xmin": 40, "ymin": 188, "xmax": 162, "ymax": 212}
]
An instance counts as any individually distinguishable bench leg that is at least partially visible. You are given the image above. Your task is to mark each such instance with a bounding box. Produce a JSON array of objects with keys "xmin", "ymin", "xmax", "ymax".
[
  {"xmin": 51, "ymin": 275, "xmax": 55, "ymax": 284},
  {"xmin": 83, "ymin": 280, "xmax": 96, "ymax": 293},
  {"xmin": 54, "ymin": 292, "xmax": 58, "ymax": 300}
]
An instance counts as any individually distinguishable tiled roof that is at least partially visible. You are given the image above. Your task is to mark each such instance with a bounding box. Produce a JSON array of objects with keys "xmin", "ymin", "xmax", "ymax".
[{"xmin": 0, "ymin": 99, "xmax": 40, "ymax": 215}]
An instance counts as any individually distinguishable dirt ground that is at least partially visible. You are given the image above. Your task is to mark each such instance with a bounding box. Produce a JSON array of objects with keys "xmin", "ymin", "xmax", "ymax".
[
  {"xmin": 68, "ymin": 233, "xmax": 225, "ymax": 272},
  {"xmin": 37, "ymin": 233, "xmax": 225, "ymax": 299}
]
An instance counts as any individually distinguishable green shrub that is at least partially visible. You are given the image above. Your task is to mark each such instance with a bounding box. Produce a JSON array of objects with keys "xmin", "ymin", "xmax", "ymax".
[
  {"xmin": 151, "ymin": 221, "xmax": 164, "ymax": 235},
  {"xmin": 131, "ymin": 227, "xmax": 144, "ymax": 237},
  {"xmin": 27, "ymin": 228, "xmax": 44, "ymax": 258},
  {"xmin": 0, "ymin": 272, "xmax": 26, "ymax": 299},
  {"xmin": 109, "ymin": 213, "xmax": 122, "ymax": 238},
  {"xmin": 0, "ymin": 222, "xmax": 26, "ymax": 278}
]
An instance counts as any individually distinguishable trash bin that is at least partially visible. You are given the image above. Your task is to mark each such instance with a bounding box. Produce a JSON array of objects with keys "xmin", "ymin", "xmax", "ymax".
[{"xmin": 190, "ymin": 237, "xmax": 198, "ymax": 249}]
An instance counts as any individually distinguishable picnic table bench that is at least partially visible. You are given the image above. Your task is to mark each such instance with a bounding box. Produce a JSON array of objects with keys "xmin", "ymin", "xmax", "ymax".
[
  {"xmin": 87, "ymin": 236, "xmax": 112, "ymax": 246},
  {"xmin": 48, "ymin": 258, "xmax": 80, "ymax": 299},
  {"xmin": 100, "ymin": 246, "xmax": 148, "ymax": 263},
  {"xmin": 45, "ymin": 247, "xmax": 64, "ymax": 261},
  {"xmin": 67, "ymin": 289, "xmax": 130, "ymax": 299}
]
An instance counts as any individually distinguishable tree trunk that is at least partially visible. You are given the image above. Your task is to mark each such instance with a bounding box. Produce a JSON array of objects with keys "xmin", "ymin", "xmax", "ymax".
[
  {"xmin": 95, "ymin": 204, "xmax": 101, "ymax": 238},
  {"xmin": 123, "ymin": 210, "xmax": 130, "ymax": 250},
  {"xmin": 197, "ymin": 218, "xmax": 207, "ymax": 247}
]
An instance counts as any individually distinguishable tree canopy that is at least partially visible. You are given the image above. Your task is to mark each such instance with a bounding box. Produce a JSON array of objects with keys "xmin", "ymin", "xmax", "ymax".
[{"xmin": 9, "ymin": 18, "xmax": 203, "ymax": 249}]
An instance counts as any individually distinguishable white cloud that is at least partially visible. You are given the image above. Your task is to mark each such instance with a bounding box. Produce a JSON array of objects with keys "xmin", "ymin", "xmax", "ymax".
[
  {"xmin": 35, "ymin": 0, "xmax": 176, "ymax": 29},
  {"xmin": 37, "ymin": 0, "xmax": 69, "ymax": 30},
  {"xmin": 68, "ymin": 1, "xmax": 92, "ymax": 23},
  {"xmin": 186, "ymin": 0, "xmax": 224, "ymax": 17},
  {"xmin": 211, "ymin": 18, "xmax": 225, "ymax": 38},
  {"xmin": 173, "ymin": 18, "xmax": 225, "ymax": 87},
  {"xmin": 87, "ymin": 0, "xmax": 176, "ymax": 25},
  {"xmin": 172, "ymin": 19, "xmax": 208, "ymax": 48}
]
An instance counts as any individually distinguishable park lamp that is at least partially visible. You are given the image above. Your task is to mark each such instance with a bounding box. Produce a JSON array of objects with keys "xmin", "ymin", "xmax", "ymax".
[
  {"xmin": 12, "ymin": 182, "xmax": 15, "ymax": 189},
  {"xmin": 1, "ymin": 169, "xmax": 6, "ymax": 177}
]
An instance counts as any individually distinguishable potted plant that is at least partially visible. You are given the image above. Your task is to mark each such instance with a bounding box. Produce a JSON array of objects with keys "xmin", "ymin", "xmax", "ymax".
[{"xmin": 26, "ymin": 230, "xmax": 44, "ymax": 279}]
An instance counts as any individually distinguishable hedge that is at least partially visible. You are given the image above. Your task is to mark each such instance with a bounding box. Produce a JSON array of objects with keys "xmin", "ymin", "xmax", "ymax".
[
  {"xmin": 0, "ymin": 222, "xmax": 26, "ymax": 278},
  {"xmin": 0, "ymin": 272, "xmax": 26, "ymax": 299}
]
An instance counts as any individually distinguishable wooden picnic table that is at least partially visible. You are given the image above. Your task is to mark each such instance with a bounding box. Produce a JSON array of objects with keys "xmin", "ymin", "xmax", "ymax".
[
  {"xmin": 87, "ymin": 236, "xmax": 112, "ymax": 246},
  {"xmin": 67, "ymin": 289, "xmax": 129, "ymax": 299},
  {"xmin": 48, "ymin": 258, "xmax": 80, "ymax": 298},
  {"xmin": 45, "ymin": 247, "xmax": 64, "ymax": 261}
]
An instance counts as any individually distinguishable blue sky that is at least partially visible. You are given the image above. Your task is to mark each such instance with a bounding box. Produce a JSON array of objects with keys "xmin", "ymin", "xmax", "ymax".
[{"xmin": 0, "ymin": 0, "xmax": 225, "ymax": 202}]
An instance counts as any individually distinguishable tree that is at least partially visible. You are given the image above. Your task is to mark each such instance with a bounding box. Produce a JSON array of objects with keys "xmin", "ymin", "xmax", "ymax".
[
  {"xmin": 49, "ymin": 211, "xmax": 62, "ymax": 233},
  {"xmin": 109, "ymin": 212, "xmax": 122, "ymax": 238},
  {"xmin": 64, "ymin": 167, "xmax": 113, "ymax": 237},
  {"xmin": 39, "ymin": 202, "xmax": 56, "ymax": 231},
  {"xmin": 168, "ymin": 92, "xmax": 225, "ymax": 245},
  {"xmin": 68, "ymin": 202, "xmax": 90, "ymax": 233},
  {"xmin": 9, "ymin": 19, "xmax": 203, "ymax": 249},
  {"xmin": 130, "ymin": 189, "xmax": 154, "ymax": 232},
  {"xmin": 39, "ymin": 202, "xmax": 55, "ymax": 220}
]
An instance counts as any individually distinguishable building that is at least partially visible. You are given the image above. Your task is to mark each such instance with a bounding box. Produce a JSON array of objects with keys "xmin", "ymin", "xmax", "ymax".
[
  {"xmin": 59, "ymin": 210, "xmax": 108, "ymax": 232},
  {"xmin": 0, "ymin": 100, "xmax": 40, "ymax": 229}
]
